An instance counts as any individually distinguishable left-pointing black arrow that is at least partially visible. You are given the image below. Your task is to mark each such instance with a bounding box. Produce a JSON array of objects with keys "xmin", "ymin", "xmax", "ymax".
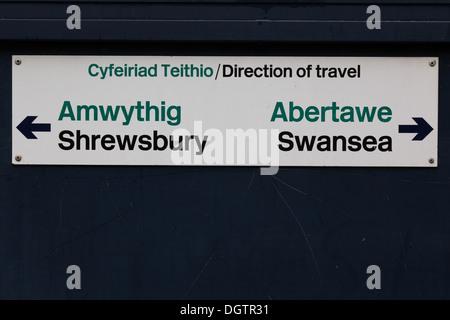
[
  {"xmin": 398, "ymin": 117, "xmax": 433, "ymax": 141},
  {"xmin": 16, "ymin": 116, "xmax": 51, "ymax": 139}
]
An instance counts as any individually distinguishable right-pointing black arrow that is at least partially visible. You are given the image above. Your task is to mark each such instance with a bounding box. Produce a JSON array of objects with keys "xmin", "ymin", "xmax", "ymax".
[{"xmin": 398, "ymin": 117, "xmax": 433, "ymax": 141}]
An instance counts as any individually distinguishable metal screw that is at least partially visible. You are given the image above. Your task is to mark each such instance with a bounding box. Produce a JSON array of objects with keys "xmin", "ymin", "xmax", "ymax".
[
  {"xmin": 429, "ymin": 60, "xmax": 436, "ymax": 67},
  {"xmin": 429, "ymin": 158, "xmax": 434, "ymax": 164},
  {"xmin": 15, "ymin": 155, "xmax": 22, "ymax": 162},
  {"xmin": 15, "ymin": 59, "xmax": 21, "ymax": 65}
]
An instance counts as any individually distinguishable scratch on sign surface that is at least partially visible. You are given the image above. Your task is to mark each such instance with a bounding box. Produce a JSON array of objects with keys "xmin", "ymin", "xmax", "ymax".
[
  {"xmin": 272, "ymin": 181, "xmax": 324, "ymax": 288},
  {"xmin": 182, "ymin": 250, "xmax": 216, "ymax": 299}
]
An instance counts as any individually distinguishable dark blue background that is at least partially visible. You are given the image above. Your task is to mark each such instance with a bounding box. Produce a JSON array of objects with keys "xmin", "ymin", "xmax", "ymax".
[{"xmin": 0, "ymin": 1, "xmax": 449, "ymax": 300}]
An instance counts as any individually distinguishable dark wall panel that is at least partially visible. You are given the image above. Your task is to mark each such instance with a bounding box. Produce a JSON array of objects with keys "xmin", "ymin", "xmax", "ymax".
[
  {"xmin": 1, "ymin": 41, "xmax": 450, "ymax": 299},
  {"xmin": 1, "ymin": 0, "xmax": 450, "ymax": 300}
]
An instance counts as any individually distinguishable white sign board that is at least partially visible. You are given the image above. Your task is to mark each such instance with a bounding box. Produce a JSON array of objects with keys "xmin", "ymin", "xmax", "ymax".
[{"xmin": 12, "ymin": 55, "xmax": 438, "ymax": 167}]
